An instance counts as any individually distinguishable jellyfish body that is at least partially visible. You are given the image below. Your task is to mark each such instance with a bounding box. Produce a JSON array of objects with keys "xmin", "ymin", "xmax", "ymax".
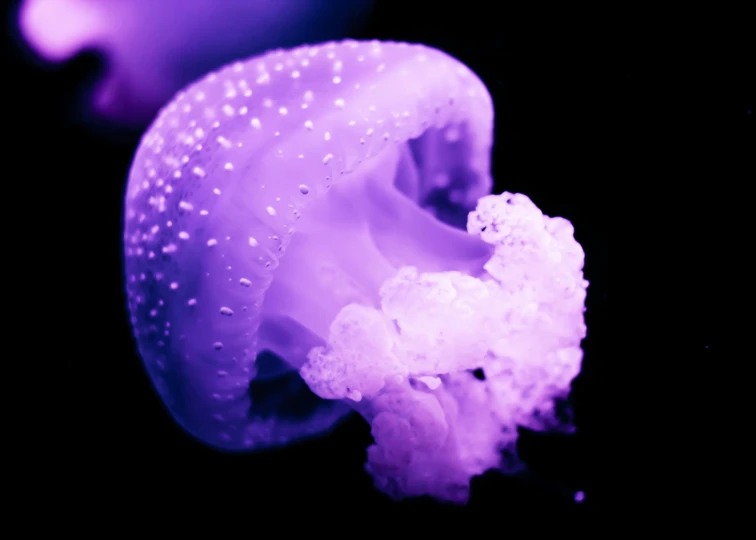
[
  {"xmin": 17, "ymin": 0, "xmax": 374, "ymax": 124},
  {"xmin": 124, "ymin": 40, "xmax": 587, "ymax": 502}
]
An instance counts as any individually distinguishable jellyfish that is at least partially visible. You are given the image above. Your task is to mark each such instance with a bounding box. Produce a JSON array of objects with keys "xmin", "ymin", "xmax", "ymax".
[
  {"xmin": 17, "ymin": 0, "xmax": 374, "ymax": 124},
  {"xmin": 123, "ymin": 40, "xmax": 588, "ymax": 504}
]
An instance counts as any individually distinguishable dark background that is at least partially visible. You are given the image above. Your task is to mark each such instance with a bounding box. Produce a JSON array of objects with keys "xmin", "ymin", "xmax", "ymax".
[{"xmin": 3, "ymin": 0, "xmax": 684, "ymax": 525}]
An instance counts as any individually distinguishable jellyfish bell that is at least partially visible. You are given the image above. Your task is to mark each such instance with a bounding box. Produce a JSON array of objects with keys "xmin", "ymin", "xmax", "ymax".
[
  {"xmin": 124, "ymin": 40, "xmax": 588, "ymax": 502},
  {"xmin": 125, "ymin": 39, "xmax": 493, "ymax": 446}
]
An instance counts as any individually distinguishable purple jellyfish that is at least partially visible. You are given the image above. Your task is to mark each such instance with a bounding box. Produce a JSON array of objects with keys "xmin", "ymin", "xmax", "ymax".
[
  {"xmin": 17, "ymin": 0, "xmax": 374, "ymax": 124},
  {"xmin": 123, "ymin": 40, "xmax": 588, "ymax": 503}
]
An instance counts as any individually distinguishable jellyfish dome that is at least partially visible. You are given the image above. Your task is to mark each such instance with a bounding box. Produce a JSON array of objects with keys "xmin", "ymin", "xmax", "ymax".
[{"xmin": 123, "ymin": 40, "xmax": 588, "ymax": 503}]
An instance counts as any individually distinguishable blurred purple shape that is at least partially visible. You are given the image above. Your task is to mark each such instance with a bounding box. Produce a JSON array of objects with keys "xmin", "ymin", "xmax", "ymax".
[
  {"xmin": 123, "ymin": 40, "xmax": 588, "ymax": 503},
  {"xmin": 17, "ymin": 0, "xmax": 373, "ymax": 124}
]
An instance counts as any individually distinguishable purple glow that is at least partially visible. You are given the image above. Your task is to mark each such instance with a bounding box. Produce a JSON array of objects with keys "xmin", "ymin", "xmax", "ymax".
[
  {"xmin": 123, "ymin": 40, "xmax": 588, "ymax": 503},
  {"xmin": 18, "ymin": 0, "xmax": 373, "ymax": 124}
]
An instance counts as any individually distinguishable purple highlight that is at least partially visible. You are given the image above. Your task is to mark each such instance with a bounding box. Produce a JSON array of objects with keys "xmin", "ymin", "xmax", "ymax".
[
  {"xmin": 123, "ymin": 40, "xmax": 588, "ymax": 503},
  {"xmin": 17, "ymin": 0, "xmax": 374, "ymax": 124}
]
